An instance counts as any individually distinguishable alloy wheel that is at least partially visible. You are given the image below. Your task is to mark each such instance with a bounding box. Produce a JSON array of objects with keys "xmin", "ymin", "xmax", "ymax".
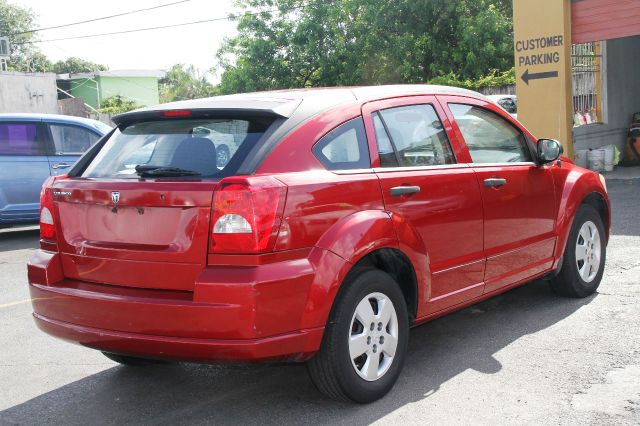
[
  {"xmin": 348, "ymin": 292, "xmax": 399, "ymax": 381},
  {"xmin": 575, "ymin": 220, "xmax": 602, "ymax": 283}
]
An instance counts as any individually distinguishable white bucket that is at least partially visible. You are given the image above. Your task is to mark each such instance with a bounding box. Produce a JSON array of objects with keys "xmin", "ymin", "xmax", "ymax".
[
  {"xmin": 587, "ymin": 149, "xmax": 605, "ymax": 172},
  {"xmin": 603, "ymin": 146, "xmax": 615, "ymax": 172},
  {"xmin": 574, "ymin": 149, "xmax": 588, "ymax": 168}
]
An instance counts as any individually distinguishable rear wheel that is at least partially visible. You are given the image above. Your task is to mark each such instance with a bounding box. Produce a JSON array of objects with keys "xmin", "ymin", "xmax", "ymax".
[
  {"xmin": 102, "ymin": 352, "xmax": 167, "ymax": 366},
  {"xmin": 307, "ymin": 268, "xmax": 409, "ymax": 403},
  {"xmin": 551, "ymin": 204, "xmax": 606, "ymax": 297}
]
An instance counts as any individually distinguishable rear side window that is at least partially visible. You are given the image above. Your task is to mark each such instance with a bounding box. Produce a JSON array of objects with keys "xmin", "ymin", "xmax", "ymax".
[
  {"xmin": 449, "ymin": 103, "xmax": 531, "ymax": 164},
  {"xmin": 312, "ymin": 118, "xmax": 370, "ymax": 170},
  {"xmin": 50, "ymin": 124, "xmax": 101, "ymax": 155},
  {"xmin": 374, "ymin": 104, "xmax": 455, "ymax": 167},
  {"xmin": 82, "ymin": 118, "xmax": 273, "ymax": 179},
  {"xmin": 0, "ymin": 122, "xmax": 46, "ymax": 155}
]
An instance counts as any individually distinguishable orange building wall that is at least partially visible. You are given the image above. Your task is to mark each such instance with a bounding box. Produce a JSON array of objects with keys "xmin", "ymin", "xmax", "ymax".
[{"xmin": 572, "ymin": 0, "xmax": 640, "ymax": 43}]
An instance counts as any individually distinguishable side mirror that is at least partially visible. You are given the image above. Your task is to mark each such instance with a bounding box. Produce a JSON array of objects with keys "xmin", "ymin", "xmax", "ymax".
[{"xmin": 537, "ymin": 139, "xmax": 563, "ymax": 163}]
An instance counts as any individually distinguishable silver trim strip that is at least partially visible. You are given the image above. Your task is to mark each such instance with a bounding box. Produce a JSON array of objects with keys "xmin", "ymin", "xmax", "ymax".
[
  {"xmin": 429, "ymin": 281, "xmax": 485, "ymax": 302},
  {"xmin": 469, "ymin": 162, "xmax": 536, "ymax": 168},
  {"xmin": 432, "ymin": 257, "xmax": 486, "ymax": 275},
  {"xmin": 373, "ymin": 164, "xmax": 470, "ymax": 173}
]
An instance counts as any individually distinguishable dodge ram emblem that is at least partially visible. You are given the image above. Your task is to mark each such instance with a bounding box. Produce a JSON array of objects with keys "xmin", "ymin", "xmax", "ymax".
[{"xmin": 111, "ymin": 191, "xmax": 120, "ymax": 204}]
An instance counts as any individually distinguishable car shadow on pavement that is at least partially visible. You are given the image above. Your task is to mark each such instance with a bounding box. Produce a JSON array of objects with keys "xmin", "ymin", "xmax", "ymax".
[
  {"xmin": 0, "ymin": 279, "xmax": 594, "ymax": 425},
  {"xmin": 0, "ymin": 228, "xmax": 39, "ymax": 253}
]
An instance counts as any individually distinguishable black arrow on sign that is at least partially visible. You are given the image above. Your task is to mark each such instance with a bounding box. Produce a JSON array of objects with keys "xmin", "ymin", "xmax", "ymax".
[{"xmin": 521, "ymin": 69, "xmax": 559, "ymax": 85}]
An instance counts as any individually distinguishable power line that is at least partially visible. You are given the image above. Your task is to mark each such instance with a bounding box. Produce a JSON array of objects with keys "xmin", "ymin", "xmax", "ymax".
[
  {"xmin": 1, "ymin": 0, "xmax": 192, "ymax": 37},
  {"xmin": 13, "ymin": 5, "xmax": 308, "ymax": 45}
]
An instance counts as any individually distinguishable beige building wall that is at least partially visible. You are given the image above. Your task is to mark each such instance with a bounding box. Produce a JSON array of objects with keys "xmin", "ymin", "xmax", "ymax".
[{"xmin": 0, "ymin": 72, "xmax": 59, "ymax": 114}]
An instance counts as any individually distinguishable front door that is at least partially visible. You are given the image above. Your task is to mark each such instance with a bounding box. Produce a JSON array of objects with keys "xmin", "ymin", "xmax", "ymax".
[
  {"xmin": 443, "ymin": 99, "xmax": 557, "ymax": 293},
  {"xmin": 0, "ymin": 121, "xmax": 51, "ymax": 224},
  {"xmin": 362, "ymin": 97, "xmax": 485, "ymax": 315}
]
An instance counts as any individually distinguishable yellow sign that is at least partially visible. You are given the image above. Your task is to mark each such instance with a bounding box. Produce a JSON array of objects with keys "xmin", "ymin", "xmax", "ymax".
[{"xmin": 513, "ymin": 0, "xmax": 573, "ymax": 158}]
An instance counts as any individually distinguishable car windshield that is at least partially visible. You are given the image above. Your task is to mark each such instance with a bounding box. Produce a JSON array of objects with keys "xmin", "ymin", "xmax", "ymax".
[{"xmin": 81, "ymin": 117, "xmax": 274, "ymax": 179}]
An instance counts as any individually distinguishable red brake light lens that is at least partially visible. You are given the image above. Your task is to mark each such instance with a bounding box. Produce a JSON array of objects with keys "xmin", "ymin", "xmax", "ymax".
[
  {"xmin": 39, "ymin": 175, "xmax": 69, "ymax": 248},
  {"xmin": 210, "ymin": 176, "xmax": 287, "ymax": 254},
  {"xmin": 162, "ymin": 110, "xmax": 192, "ymax": 118},
  {"xmin": 39, "ymin": 177, "xmax": 57, "ymax": 241}
]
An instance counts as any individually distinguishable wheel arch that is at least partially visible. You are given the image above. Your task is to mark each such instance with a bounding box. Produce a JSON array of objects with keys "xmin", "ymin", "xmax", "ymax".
[
  {"xmin": 554, "ymin": 168, "xmax": 611, "ymax": 262},
  {"xmin": 582, "ymin": 192, "xmax": 610, "ymax": 242},
  {"xmin": 301, "ymin": 210, "xmax": 426, "ymax": 330},
  {"xmin": 345, "ymin": 248, "xmax": 419, "ymax": 322}
]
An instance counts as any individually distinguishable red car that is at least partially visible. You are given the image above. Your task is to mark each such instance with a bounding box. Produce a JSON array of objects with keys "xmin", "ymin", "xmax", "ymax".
[{"xmin": 28, "ymin": 86, "xmax": 609, "ymax": 403}]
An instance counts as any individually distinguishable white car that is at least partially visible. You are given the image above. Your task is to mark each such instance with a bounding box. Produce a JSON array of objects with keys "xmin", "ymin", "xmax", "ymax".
[{"xmin": 487, "ymin": 95, "xmax": 517, "ymax": 119}]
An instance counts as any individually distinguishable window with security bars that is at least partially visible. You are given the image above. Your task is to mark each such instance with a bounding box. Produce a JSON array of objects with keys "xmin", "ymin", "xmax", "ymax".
[
  {"xmin": 572, "ymin": 42, "xmax": 605, "ymax": 127},
  {"xmin": 0, "ymin": 38, "xmax": 8, "ymax": 56}
]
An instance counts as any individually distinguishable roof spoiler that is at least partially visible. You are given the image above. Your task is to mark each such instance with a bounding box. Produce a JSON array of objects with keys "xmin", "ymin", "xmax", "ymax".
[{"xmin": 112, "ymin": 98, "xmax": 302, "ymax": 127}]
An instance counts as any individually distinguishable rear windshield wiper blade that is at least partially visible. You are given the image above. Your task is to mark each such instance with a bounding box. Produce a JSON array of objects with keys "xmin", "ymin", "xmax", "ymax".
[{"xmin": 134, "ymin": 165, "xmax": 201, "ymax": 177}]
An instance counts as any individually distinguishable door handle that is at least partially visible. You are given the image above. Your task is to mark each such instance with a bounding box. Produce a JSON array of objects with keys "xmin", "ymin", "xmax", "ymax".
[
  {"xmin": 51, "ymin": 163, "xmax": 71, "ymax": 169},
  {"xmin": 390, "ymin": 186, "xmax": 421, "ymax": 196},
  {"xmin": 484, "ymin": 178, "xmax": 507, "ymax": 188}
]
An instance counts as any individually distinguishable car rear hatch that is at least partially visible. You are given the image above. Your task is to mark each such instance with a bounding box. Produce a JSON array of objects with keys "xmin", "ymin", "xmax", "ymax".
[
  {"xmin": 49, "ymin": 103, "xmax": 295, "ymax": 291},
  {"xmin": 52, "ymin": 178, "xmax": 215, "ymax": 291}
]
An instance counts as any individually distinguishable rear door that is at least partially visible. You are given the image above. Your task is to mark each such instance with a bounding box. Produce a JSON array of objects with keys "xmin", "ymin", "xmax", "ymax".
[
  {"xmin": 0, "ymin": 120, "xmax": 51, "ymax": 223},
  {"xmin": 45, "ymin": 122, "xmax": 102, "ymax": 176},
  {"xmin": 440, "ymin": 96, "xmax": 556, "ymax": 293},
  {"xmin": 363, "ymin": 96, "xmax": 485, "ymax": 314}
]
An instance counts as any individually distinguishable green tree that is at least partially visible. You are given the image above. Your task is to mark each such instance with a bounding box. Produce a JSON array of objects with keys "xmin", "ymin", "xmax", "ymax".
[
  {"xmin": 0, "ymin": 0, "xmax": 50, "ymax": 72},
  {"xmin": 98, "ymin": 95, "xmax": 141, "ymax": 114},
  {"xmin": 51, "ymin": 57, "xmax": 108, "ymax": 74},
  {"xmin": 217, "ymin": 0, "xmax": 514, "ymax": 94},
  {"xmin": 159, "ymin": 64, "xmax": 217, "ymax": 103}
]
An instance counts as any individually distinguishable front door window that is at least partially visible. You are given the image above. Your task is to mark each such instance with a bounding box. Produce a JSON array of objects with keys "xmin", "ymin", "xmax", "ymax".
[{"xmin": 448, "ymin": 103, "xmax": 531, "ymax": 164}]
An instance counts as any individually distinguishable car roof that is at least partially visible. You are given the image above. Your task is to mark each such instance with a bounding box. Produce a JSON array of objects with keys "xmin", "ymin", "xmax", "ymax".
[
  {"xmin": 113, "ymin": 85, "xmax": 487, "ymax": 126},
  {"xmin": 0, "ymin": 113, "xmax": 112, "ymax": 133}
]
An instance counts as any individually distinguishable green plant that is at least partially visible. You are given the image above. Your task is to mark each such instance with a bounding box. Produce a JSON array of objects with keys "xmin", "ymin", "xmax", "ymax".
[
  {"xmin": 98, "ymin": 95, "xmax": 141, "ymax": 114},
  {"xmin": 429, "ymin": 68, "xmax": 516, "ymax": 91}
]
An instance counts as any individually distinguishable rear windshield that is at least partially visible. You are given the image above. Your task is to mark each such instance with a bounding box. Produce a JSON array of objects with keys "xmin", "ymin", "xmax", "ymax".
[{"xmin": 81, "ymin": 117, "xmax": 274, "ymax": 179}]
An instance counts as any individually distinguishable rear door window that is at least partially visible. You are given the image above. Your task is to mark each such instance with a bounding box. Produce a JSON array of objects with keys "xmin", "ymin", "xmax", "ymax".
[
  {"xmin": 0, "ymin": 122, "xmax": 47, "ymax": 155},
  {"xmin": 81, "ymin": 118, "xmax": 273, "ymax": 179},
  {"xmin": 374, "ymin": 104, "xmax": 455, "ymax": 167},
  {"xmin": 49, "ymin": 124, "xmax": 101, "ymax": 155}
]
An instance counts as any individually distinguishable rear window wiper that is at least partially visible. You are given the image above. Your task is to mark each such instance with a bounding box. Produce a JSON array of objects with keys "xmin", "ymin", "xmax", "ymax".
[{"xmin": 134, "ymin": 165, "xmax": 201, "ymax": 177}]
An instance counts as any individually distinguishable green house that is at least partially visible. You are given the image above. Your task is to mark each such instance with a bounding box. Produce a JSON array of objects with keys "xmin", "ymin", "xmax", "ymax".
[{"xmin": 57, "ymin": 70, "xmax": 165, "ymax": 110}]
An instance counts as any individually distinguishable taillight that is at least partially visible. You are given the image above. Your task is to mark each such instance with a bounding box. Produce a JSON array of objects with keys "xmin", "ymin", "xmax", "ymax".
[
  {"xmin": 210, "ymin": 176, "xmax": 287, "ymax": 254},
  {"xmin": 39, "ymin": 175, "xmax": 67, "ymax": 247}
]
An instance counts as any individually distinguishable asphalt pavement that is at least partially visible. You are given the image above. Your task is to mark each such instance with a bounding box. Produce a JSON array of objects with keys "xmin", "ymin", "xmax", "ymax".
[{"xmin": 0, "ymin": 180, "xmax": 639, "ymax": 425}]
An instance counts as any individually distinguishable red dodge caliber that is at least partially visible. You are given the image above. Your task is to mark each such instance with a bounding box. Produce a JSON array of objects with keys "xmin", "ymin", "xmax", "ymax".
[{"xmin": 28, "ymin": 86, "xmax": 610, "ymax": 403}]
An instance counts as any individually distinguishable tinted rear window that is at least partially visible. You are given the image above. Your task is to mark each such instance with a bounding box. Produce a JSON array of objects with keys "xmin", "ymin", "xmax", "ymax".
[
  {"xmin": 0, "ymin": 123, "xmax": 46, "ymax": 155},
  {"xmin": 82, "ymin": 118, "xmax": 274, "ymax": 179}
]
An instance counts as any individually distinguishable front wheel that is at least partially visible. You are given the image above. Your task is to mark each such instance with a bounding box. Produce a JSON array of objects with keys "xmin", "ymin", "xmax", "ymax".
[
  {"xmin": 551, "ymin": 204, "xmax": 606, "ymax": 298},
  {"xmin": 307, "ymin": 268, "xmax": 409, "ymax": 403}
]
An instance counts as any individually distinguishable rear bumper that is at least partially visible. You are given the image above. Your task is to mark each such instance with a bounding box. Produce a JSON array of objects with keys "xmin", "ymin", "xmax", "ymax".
[
  {"xmin": 33, "ymin": 313, "xmax": 324, "ymax": 363},
  {"xmin": 28, "ymin": 249, "xmax": 325, "ymax": 362}
]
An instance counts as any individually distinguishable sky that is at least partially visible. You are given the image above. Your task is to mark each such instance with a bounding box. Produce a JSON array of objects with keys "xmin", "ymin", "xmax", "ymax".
[{"xmin": 11, "ymin": 0, "xmax": 239, "ymax": 80}]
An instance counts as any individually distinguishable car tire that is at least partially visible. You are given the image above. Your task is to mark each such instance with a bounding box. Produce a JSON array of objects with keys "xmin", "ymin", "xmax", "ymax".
[
  {"xmin": 216, "ymin": 144, "xmax": 230, "ymax": 168},
  {"xmin": 102, "ymin": 352, "xmax": 167, "ymax": 366},
  {"xmin": 550, "ymin": 204, "xmax": 606, "ymax": 298},
  {"xmin": 306, "ymin": 267, "xmax": 409, "ymax": 403}
]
